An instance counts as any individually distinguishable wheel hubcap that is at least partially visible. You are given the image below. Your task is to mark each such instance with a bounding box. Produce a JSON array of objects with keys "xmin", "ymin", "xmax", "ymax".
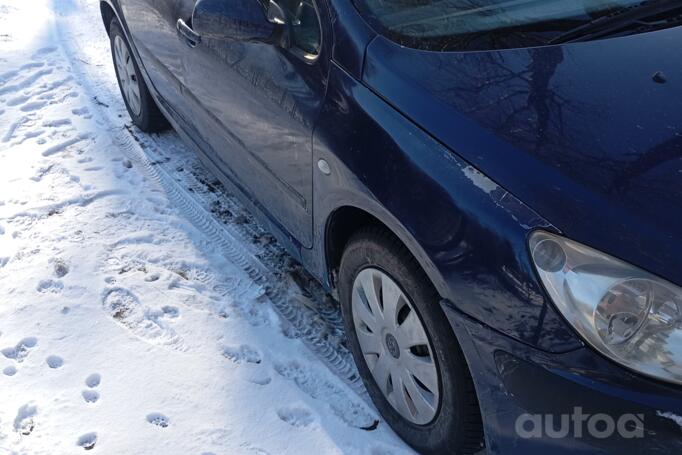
[
  {"xmin": 113, "ymin": 35, "xmax": 142, "ymax": 117},
  {"xmin": 385, "ymin": 333, "xmax": 400, "ymax": 359},
  {"xmin": 351, "ymin": 268, "xmax": 440, "ymax": 425}
]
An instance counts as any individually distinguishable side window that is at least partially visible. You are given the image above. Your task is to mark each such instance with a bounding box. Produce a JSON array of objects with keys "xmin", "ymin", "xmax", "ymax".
[{"xmin": 283, "ymin": 0, "xmax": 322, "ymax": 58}]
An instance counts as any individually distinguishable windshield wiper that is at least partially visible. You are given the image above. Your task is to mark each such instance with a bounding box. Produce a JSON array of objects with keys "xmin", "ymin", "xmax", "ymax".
[{"xmin": 550, "ymin": 0, "xmax": 682, "ymax": 44}]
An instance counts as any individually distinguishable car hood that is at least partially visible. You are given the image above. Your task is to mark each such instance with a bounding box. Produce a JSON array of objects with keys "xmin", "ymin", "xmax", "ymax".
[{"xmin": 364, "ymin": 27, "xmax": 682, "ymax": 287}]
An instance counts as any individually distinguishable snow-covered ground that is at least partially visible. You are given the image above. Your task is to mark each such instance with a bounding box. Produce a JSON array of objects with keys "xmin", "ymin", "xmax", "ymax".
[{"xmin": 0, "ymin": 1, "xmax": 413, "ymax": 453}]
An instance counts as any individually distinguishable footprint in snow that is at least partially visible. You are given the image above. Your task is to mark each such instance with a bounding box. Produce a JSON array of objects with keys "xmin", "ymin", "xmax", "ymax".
[
  {"xmin": 146, "ymin": 412, "xmax": 169, "ymax": 428},
  {"xmin": 82, "ymin": 390, "xmax": 99, "ymax": 404},
  {"xmin": 274, "ymin": 360, "xmax": 379, "ymax": 430},
  {"xmin": 3, "ymin": 366, "xmax": 17, "ymax": 376},
  {"xmin": 2, "ymin": 337, "xmax": 37, "ymax": 363},
  {"xmin": 85, "ymin": 373, "xmax": 101, "ymax": 388},
  {"xmin": 71, "ymin": 106, "xmax": 90, "ymax": 117},
  {"xmin": 245, "ymin": 371, "xmax": 271, "ymax": 386},
  {"xmin": 102, "ymin": 288, "xmax": 183, "ymax": 349},
  {"xmin": 14, "ymin": 403, "xmax": 37, "ymax": 435},
  {"xmin": 20, "ymin": 100, "xmax": 47, "ymax": 113},
  {"xmin": 277, "ymin": 406, "xmax": 314, "ymax": 428},
  {"xmin": 46, "ymin": 355, "xmax": 64, "ymax": 369},
  {"xmin": 102, "ymin": 287, "xmax": 137, "ymax": 321},
  {"xmin": 144, "ymin": 273, "xmax": 160, "ymax": 282},
  {"xmin": 222, "ymin": 345, "xmax": 262, "ymax": 364},
  {"xmin": 6, "ymin": 94, "xmax": 29, "ymax": 106},
  {"xmin": 77, "ymin": 432, "xmax": 97, "ymax": 450},
  {"xmin": 160, "ymin": 306, "xmax": 179, "ymax": 318},
  {"xmin": 36, "ymin": 279, "xmax": 63, "ymax": 294},
  {"xmin": 51, "ymin": 258, "xmax": 69, "ymax": 278},
  {"xmin": 42, "ymin": 118, "xmax": 71, "ymax": 128}
]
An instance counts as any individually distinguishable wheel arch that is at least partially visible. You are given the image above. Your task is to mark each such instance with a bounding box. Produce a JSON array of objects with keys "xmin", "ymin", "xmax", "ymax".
[
  {"xmin": 99, "ymin": 0, "xmax": 117, "ymax": 35},
  {"xmin": 323, "ymin": 204, "xmax": 449, "ymax": 301}
]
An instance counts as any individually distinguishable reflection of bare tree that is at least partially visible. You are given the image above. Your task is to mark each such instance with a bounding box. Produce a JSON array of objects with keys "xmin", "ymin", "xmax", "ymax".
[
  {"xmin": 611, "ymin": 134, "xmax": 682, "ymax": 196},
  {"xmin": 421, "ymin": 48, "xmax": 679, "ymax": 197},
  {"xmin": 527, "ymin": 48, "xmax": 565, "ymax": 152},
  {"xmin": 426, "ymin": 47, "xmax": 584, "ymax": 157}
]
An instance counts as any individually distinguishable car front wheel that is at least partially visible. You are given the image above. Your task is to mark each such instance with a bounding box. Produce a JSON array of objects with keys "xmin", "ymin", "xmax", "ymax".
[{"xmin": 339, "ymin": 227, "xmax": 484, "ymax": 454}]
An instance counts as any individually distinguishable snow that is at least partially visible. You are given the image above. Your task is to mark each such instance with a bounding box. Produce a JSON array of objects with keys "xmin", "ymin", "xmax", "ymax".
[{"xmin": 0, "ymin": 0, "xmax": 413, "ymax": 453}]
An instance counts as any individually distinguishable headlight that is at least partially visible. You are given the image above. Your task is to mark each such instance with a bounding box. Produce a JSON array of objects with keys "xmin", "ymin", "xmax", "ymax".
[{"xmin": 529, "ymin": 231, "xmax": 682, "ymax": 385}]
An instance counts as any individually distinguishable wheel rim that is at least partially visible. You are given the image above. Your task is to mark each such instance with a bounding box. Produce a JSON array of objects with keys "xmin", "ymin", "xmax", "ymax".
[
  {"xmin": 113, "ymin": 35, "xmax": 142, "ymax": 117},
  {"xmin": 351, "ymin": 268, "xmax": 440, "ymax": 425}
]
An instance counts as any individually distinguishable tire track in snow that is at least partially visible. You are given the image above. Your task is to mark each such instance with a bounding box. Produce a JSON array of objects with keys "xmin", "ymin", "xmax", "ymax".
[
  {"xmin": 53, "ymin": 7, "xmax": 366, "ymax": 396},
  {"xmin": 118, "ymin": 128, "xmax": 362, "ymax": 389},
  {"xmin": 138, "ymin": 132, "xmax": 348, "ymax": 338}
]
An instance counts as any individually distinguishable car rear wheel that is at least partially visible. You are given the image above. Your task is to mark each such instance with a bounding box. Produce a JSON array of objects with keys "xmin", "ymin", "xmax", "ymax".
[
  {"xmin": 109, "ymin": 18, "xmax": 168, "ymax": 132},
  {"xmin": 339, "ymin": 226, "xmax": 484, "ymax": 454}
]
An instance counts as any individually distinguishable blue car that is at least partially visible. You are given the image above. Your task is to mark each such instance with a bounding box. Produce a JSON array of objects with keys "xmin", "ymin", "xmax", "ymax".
[{"xmin": 99, "ymin": 0, "xmax": 682, "ymax": 453}]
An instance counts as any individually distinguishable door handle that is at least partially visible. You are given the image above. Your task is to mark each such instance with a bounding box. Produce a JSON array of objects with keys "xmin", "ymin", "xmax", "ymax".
[{"xmin": 176, "ymin": 18, "xmax": 201, "ymax": 47}]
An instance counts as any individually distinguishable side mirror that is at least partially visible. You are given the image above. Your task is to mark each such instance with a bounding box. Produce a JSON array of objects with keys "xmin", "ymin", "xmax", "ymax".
[{"xmin": 192, "ymin": 0, "xmax": 288, "ymax": 44}]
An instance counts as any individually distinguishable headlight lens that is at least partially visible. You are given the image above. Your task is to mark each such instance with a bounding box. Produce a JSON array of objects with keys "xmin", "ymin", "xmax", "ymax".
[{"xmin": 529, "ymin": 231, "xmax": 682, "ymax": 385}]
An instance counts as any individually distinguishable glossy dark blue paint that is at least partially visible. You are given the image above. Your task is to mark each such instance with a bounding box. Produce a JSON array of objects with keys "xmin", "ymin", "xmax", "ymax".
[
  {"xmin": 179, "ymin": 5, "xmax": 331, "ymax": 249},
  {"xmin": 99, "ymin": 0, "xmax": 682, "ymax": 452},
  {"xmin": 327, "ymin": 0, "xmax": 374, "ymax": 79},
  {"xmin": 311, "ymin": 62, "xmax": 580, "ymax": 353},
  {"xmin": 117, "ymin": 0, "xmax": 194, "ymax": 112},
  {"xmin": 363, "ymin": 30, "xmax": 682, "ymax": 288}
]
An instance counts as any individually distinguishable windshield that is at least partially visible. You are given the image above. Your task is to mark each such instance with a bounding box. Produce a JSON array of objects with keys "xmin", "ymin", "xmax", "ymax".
[{"xmin": 354, "ymin": 0, "xmax": 674, "ymax": 51}]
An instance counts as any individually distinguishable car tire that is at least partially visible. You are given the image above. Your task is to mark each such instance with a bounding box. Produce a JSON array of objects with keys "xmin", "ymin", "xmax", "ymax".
[
  {"xmin": 109, "ymin": 18, "xmax": 168, "ymax": 132},
  {"xmin": 339, "ymin": 226, "xmax": 484, "ymax": 455}
]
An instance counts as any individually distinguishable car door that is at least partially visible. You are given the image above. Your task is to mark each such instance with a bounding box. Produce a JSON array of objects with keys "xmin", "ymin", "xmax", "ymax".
[
  {"xmin": 180, "ymin": 0, "xmax": 330, "ymax": 248},
  {"xmin": 118, "ymin": 0, "xmax": 195, "ymax": 117}
]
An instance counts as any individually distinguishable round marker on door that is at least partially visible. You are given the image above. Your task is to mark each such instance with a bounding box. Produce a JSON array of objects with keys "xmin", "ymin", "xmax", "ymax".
[{"xmin": 317, "ymin": 159, "xmax": 331, "ymax": 175}]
